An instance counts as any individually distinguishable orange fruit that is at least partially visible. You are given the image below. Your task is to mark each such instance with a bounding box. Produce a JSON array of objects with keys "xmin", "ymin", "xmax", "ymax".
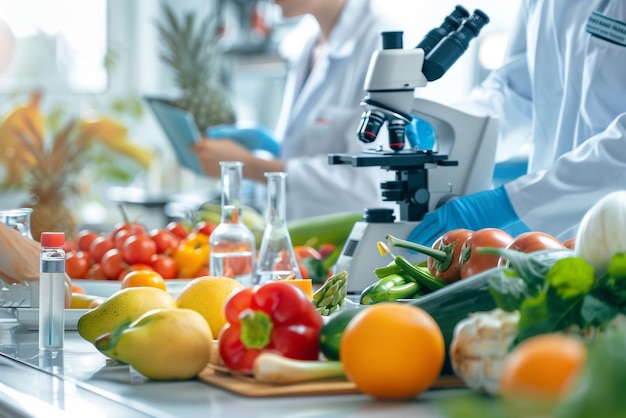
[
  {"xmin": 175, "ymin": 276, "xmax": 244, "ymax": 337},
  {"xmin": 499, "ymin": 333, "xmax": 587, "ymax": 400},
  {"xmin": 340, "ymin": 303, "xmax": 445, "ymax": 400},
  {"xmin": 121, "ymin": 269, "xmax": 167, "ymax": 291}
]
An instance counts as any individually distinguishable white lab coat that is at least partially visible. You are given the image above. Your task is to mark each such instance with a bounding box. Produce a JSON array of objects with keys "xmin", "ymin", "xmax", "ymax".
[
  {"xmin": 274, "ymin": 0, "xmax": 398, "ymax": 220},
  {"xmin": 466, "ymin": 0, "xmax": 626, "ymax": 239}
]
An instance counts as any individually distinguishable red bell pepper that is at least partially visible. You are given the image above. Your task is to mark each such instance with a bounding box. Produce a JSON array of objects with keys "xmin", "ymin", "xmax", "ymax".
[{"xmin": 218, "ymin": 281, "xmax": 324, "ymax": 374}]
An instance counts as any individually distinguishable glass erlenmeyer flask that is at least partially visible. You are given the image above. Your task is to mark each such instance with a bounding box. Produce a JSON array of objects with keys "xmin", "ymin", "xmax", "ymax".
[
  {"xmin": 256, "ymin": 172, "xmax": 302, "ymax": 285},
  {"xmin": 0, "ymin": 208, "xmax": 34, "ymax": 239},
  {"xmin": 209, "ymin": 161, "xmax": 256, "ymax": 286}
]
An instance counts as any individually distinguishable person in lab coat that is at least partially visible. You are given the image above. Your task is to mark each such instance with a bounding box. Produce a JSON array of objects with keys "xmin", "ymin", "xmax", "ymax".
[
  {"xmin": 407, "ymin": 0, "xmax": 626, "ymax": 246},
  {"xmin": 191, "ymin": 0, "xmax": 398, "ymax": 220}
]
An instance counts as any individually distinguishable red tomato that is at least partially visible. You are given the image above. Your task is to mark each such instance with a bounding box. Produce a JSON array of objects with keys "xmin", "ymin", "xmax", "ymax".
[
  {"xmin": 87, "ymin": 263, "xmax": 108, "ymax": 280},
  {"xmin": 193, "ymin": 221, "xmax": 216, "ymax": 237},
  {"xmin": 459, "ymin": 228, "xmax": 513, "ymax": 279},
  {"xmin": 150, "ymin": 254, "xmax": 178, "ymax": 279},
  {"xmin": 498, "ymin": 231, "xmax": 565, "ymax": 267},
  {"xmin": 65, "ymin": 251, "xmax": 91, "ymax": 279},
  {"xmin": 100, "ymin": 248, "xmax": 127, "ymax": 280},
  {"xmin": 428, "ymin": 228, "xmax": 473, "ymax": 283},
  {"xmin": 506, "ymin": 231, "xmax": 565, "ymax": 253},
  {"xmin": 77, "ymin": 229, "xmax": 100, "ymax": 252},
  {"xmin": 110, "ymin": 221, "xmax": 147, "ymax": 241},
  {"xmin": 166, "ymin": 221, "xmax": 189, "ymax": 240},
  {"xmin": 149, "ymin": 228, "xmax": 181, "ymax": 255},
  {"xmin": 122, "ymin": 235, "xmax": 157, "ymax": 265},
  {"xmin": 90, "ymin": 236, "xmax": 115, "ymax": 264}
]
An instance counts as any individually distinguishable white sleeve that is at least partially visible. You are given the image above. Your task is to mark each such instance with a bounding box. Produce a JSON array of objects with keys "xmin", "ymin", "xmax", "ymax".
[
  {"xmin": 506, "ymin": 113, "xmax": 626, "ymax": 239},
  {"xmin": 455, "ymin": 0, "xmax": 534, "ymax": 162}
]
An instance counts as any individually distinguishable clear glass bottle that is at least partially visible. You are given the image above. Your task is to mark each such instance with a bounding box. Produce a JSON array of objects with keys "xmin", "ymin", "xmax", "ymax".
[
  {"xmin": 39, "ymin": 232, "xmax": 66, "ymax": 350},
  {"xmin": 0, "ymin": 208, "xmax": 33, "ymax": 239},
  {"xmin": 256, "ymin": 172, "xmax": 302, "ymax": 285},
  {"xmin": 209, "ymin": 161, "xmax": 256, "ymax": 286}
]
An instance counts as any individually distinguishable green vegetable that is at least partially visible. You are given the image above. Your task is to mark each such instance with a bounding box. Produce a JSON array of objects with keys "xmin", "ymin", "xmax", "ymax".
[
  {"xmin": 546, "ymin": 258, "xmax": 595, "ymax": 299},
  {"xmin": 253, "ymin": 352, "xmax": 345, "ymax": 383},
  {"xmin": 287, "ymin": 212, "xmax": 363, "ymax": 248},
  {"xmin": 359, "ymin": 273, "xmax": 421, "ymax": 305},
  {"xmin": 394, "ymin": 255, "xmax": 448, "ymax": 291},
  {"xmin": 319, "ymin": 308, "xmax": 363, "ymax": 361},
  {"xmin": 485, "ymin": 245, "xmax": 626, "ymax": 345},
  {"xmin": 410, "ymin": 272, "xmax": 497, "ymax": 374},
  {"xmin": 312, "ymin": 271, "xmax": 348, "ymax": 316}
]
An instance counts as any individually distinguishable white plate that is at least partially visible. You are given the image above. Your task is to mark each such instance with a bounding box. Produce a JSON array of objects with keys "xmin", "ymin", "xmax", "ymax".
[{"xmin": 15, "ymin": 308, "xmax": 89, "ymax": 331}]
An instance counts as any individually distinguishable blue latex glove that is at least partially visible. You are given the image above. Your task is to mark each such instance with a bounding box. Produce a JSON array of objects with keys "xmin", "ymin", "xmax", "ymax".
[
  {"xmin": 407, "ymin": 185, "xmax": 530, "ymax": 247},
  {"xmin": 405, "ymin": 117, "xmax": 435, "ymax": 150},
  {"xmin": 205, "ymin": 124, "xmax": 280, "ymax": 156}
]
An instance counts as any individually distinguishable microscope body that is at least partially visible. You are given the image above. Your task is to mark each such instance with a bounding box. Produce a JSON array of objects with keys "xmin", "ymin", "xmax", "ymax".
[{"xmin": 331, "ymin": 7, "xmax": 498, "ymax": 294}]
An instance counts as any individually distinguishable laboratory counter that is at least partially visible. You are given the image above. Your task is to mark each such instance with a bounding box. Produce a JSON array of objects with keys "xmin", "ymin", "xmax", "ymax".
[{"xmin": 0, "ymin": 308, "xmax": 472, "ymax": 418}]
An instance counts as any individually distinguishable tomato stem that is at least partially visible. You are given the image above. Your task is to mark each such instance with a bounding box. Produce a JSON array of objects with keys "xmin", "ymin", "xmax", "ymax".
[{"xmin": 386, "ymin": 234, "xmax": 448, "ymax": 262}]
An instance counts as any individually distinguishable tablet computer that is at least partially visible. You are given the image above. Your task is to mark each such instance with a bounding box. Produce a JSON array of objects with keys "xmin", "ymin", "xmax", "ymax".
[{"xmin": 145, "ymin": 97, "xmax": 203, "ymax": 175}]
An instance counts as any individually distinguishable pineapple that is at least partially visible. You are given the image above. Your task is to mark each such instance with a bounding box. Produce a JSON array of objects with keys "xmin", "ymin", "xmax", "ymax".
[
  {"xmin": 156, "ymin": 2, "xmax": 236, "ymax": 132},
  {"xmin": 0, "ymin": 92, "xmax": 153, "ymax": 241}
]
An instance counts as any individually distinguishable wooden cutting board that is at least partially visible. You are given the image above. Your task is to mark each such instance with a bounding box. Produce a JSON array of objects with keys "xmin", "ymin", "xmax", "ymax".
[{"xmin": 198, "ymin": 365, "xmax": 464, "ymax": 398}]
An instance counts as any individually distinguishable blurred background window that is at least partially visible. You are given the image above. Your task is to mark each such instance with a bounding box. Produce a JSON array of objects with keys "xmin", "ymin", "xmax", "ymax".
[{"xmin": 0, "ymin": 0, "xmax": 107, "ymax": 93}]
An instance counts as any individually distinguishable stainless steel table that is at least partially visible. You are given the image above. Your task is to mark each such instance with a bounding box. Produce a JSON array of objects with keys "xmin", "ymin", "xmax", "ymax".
[{"xmin": 0, "ymin": 308, "xmax": 465, "ymax": 418}]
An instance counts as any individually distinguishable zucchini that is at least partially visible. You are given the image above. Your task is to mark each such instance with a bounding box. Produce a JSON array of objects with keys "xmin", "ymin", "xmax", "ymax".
[
  {"xmin": 410, "ymin": 270, "xmax": 496, "ymax": 374},
  {"xmin": 319, "ymin": 307, "xmax": 363, "ymax": 361},
  {"xmin": 287, "ymin": 212, "xmax": 363, "ymax": 248}
]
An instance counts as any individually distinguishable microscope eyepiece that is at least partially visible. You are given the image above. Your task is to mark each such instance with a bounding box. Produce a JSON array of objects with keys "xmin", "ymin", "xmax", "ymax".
[
  {"xmin": 422, "ymin": 9, "xmax": 490, "ymax": 82},
  {"xmin": 357, "ymin": 110, "xmax": 386, "ymax": 143},
  {"xmin": 382, "ymin": 31, "xmax": 404, "ymax": 50},
  {"xmin": 415, "ymin": 5, "xmax": 469, "ymax": 56}
]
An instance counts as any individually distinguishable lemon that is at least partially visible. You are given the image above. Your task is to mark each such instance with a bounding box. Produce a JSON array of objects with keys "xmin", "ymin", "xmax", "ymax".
[{"xmin": 175, "ymin": 276, "xmax": 244, "ymax": 337}]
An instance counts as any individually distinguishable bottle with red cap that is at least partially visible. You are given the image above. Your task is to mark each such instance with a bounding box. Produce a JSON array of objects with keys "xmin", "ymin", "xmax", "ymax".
[{"xmin": 39, "ymin": 232, "xmax": 65, "ymax": 350}]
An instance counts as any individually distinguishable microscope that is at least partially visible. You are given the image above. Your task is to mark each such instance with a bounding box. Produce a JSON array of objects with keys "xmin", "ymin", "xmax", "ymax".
[{"xmin": 329, "ymin": 6, "xmax": 499, "ymax": 294}]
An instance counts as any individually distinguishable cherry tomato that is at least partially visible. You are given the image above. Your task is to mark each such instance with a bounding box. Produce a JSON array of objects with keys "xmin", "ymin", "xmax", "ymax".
[
  {"xmin": 90, "ymin": 236, "xmax": 115, "ymax": 264},
  {"xmin": 428, "ymin": 229, "xmax": 473, "ymax": 283},
  {"xmin": 87, "ymin": 263, "xmax": 107, "ymax": 280},
  {"xmin": 100, "ymin": 248, "xmax": 127, "ymax": 280},
  {"xmin": 167, "ymin": 221, "xmax": 189, "ymax": 240},
  {"xmin": 65, "ymin": 251, "xmax": 91, "ymax": 279},
  {"xmin": 121, "ymin": 269, "xmax": 166, "ymax": 291},
  {"xmin": 77, "ymin": 229, "xmax": 100, "ymax": 252},
  {"xmin": 459, "ymin": 228, "xmax": 513, "ymax": 279},
  {"xmin": 150, "ymin": 254, "xmax": 178, "ymax": 279},
  {"xmin": 193, "ymin": 221, "xmax": 216, "ymax": 237},
  {"xmin": 149, "ymin": 228, "xmax": 181, "ymax": 255},
  {"xmin": 110, "ymin": 221, "xmax": 147, "ymax": 241},
  {"xmin": 122, "ymin": 235, "xmax": 157, "ymax": 265},
  {"xmin": 113, "ymin": 227, "xmax": 148, "ymax": 250}
]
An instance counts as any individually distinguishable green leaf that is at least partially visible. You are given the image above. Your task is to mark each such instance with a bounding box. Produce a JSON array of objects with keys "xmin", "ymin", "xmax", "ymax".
[
  {"xmin": 487, "ymin": 268, "xmax": 529, "ymax": 312},
  {"xmin": 607, "ymin": 252, "xmax": 626, "ymax": 280},
  {"xmin": 545, "ymin": 257, "xmax": 595, "ymax": 299}
]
